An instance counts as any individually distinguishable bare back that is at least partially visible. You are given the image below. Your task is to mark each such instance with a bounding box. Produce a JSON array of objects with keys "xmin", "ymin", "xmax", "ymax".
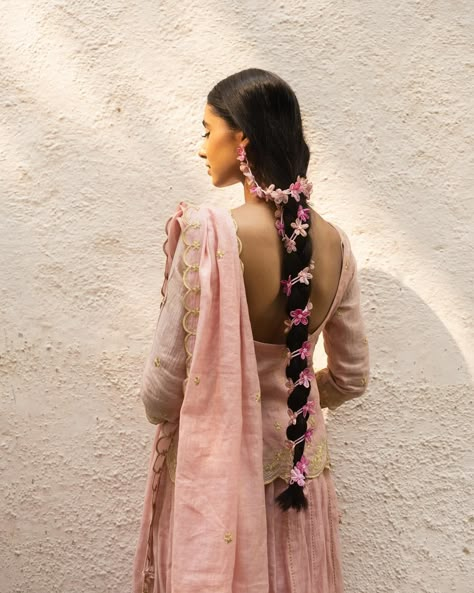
[{"xmin": 230, "ymin": 202, "xmax": 343, "ymax": 344}]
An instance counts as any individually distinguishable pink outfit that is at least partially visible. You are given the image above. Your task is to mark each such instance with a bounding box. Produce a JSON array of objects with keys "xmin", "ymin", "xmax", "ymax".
[{"xmin": 133, "ymin": 201, "xmax": 370, "ymax": 593}]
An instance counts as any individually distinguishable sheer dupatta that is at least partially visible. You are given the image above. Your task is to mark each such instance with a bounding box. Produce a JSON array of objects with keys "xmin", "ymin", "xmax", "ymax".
[{"xmin": 133, "ymin": 201, "xmax": 269, "ymax": 593}]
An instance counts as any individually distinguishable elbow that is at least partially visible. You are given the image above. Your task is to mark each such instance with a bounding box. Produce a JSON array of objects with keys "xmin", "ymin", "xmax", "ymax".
[{"xmin": 140, "ymin": 387, "xmax": 165, "ymax": 425}]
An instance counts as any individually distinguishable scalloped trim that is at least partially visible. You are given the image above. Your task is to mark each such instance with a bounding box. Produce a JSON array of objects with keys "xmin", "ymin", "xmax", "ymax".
[
  {"xmin": 165, "ymin": 203, "xmax": 202, "ymax": 482},
  {"xmin": 228, "ymin": 210, "xmax": 244, "ymax": 274}
]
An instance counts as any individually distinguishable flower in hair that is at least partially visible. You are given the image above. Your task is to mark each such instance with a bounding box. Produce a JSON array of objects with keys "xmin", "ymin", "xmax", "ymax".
[
  {"xmin": 298, "ymin": 177, "xmax": 313, "ymax": 197},
  {"xmin": 290, "ymin": 308, "xmax": 311, "ymax": 326},
  {"xmin": 302, "ymin": 399, "xmax": 316, "ymax": 417},
  {"xmin": 295, "ymin": 454, "xmax": 309, "ymax": 474},
  {"xmin": 289, "ymin": 466, "xmax": 306, "ymax": 487},
  {"xmin": 297, "ymin": 204, "xmax": 311, "ymax": 222},
  {"xmin": 299, "ymin": 340, "xmax": 312, "ymax": 360},
  {"xmin": 290, "ymin": 218, "xmax": 309, "ymax": 238},
  {"xmin": 299, "ymin": 367, "xmax": 315, "ymax": 388},
  {"xmin": 283, "ymin": 236, "xmax": 297, "ymax": 254},
  {"xmin": 275, "ymin": 218, "xmax": 285, "ymax": 237},
  {"xmin": 281, "ymin": 276, "xmax": 293, "ymax": 296},
  {"xmin": 236, "ymin": 146, "xmax": 246, "ymax": 161},
  {"xmin": 236, "ymin": 145, "xmax": 312, "ymax": 204},
  {"xmin": 289, "ymin": 180, "xmax": 303, "ymax": 201},
  {"xmin": 304, "ymin": 427, "xmax": 314, "ymax": 443},
  {"xmin": 297, "ymin": 266, "xmax": 313, "ymax": 285}
]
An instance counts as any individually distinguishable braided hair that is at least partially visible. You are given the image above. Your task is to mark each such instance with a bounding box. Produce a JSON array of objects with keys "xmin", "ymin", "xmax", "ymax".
[{"xmin": 207, "ymin": 68, "xmax": 314, "ymax": 511}]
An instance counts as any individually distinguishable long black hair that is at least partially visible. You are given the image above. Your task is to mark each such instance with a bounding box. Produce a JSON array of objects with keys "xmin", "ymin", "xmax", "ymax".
[{"xmin": 207, "ymin": 68, "xmax": 313, "ymax": 512}]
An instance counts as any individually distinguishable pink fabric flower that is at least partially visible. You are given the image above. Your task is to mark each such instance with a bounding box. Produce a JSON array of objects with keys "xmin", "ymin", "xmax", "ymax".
[
  {"xmin": 297, "ymin": 204, "xmax": 311, "ymax": 222},
  {"xmin": 304, "ymin": 428, "xmax": 314, "ymax": 443},
  {"xmin": 280, "ymin": 275, "xmax": 293, "ymax": 296},
  {"xmin": 289, "ymin": 181, "xmax": 303, "ymax": 201},
  {"xmin": 297, "ymin": 176, "xmax": 313, "ymax": 198},
  {"xmin": 302, "ymin": 399, "xmax": 316, "ymax": 417},
  {"xmin": 296, "ymin": 454, "xmax": 309, "ymax": 473},
  {"xmin": 299, "ymin": 340, "xmax": 312, "ymax": 359},
  {"xmin": 290, "ymin": 217, "xmax": 309, "ymax": 238},
  {"xmin": 236, "ymin": 146, "xmax": 246, "ymax": 161},
  {"xmin": 299, "ymin": 367, "xmax": 314, "ymax": 388},
  {"xmin": 271, "ymin": 189, "xmax": 290, "ymax": 205},
  {"xmin": 250, "ymin": 185, "xmax": 265, "ymax": 198},
  {"xmin": 297, "ymin": 266, "xmax": 313, "ymax": 285},
  {"xmin": 284, "ymin": 237, "xmax": 297, "ymax": 253},
  {"xmin": 290, "ymin": 308, "xmax": 311, "ymax": 326},
  {"xmin": 289, "ymin": 466, "xmax": 306, "ymax": 487},
  {"xmin": 275, "ymin": 218, "xmax": 286, "ymax": 237}
]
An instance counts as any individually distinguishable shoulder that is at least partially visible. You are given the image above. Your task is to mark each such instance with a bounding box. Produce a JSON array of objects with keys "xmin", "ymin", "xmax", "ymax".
[{"xmin": 230, "ymin": 203, "xmax": 278, "ymax": 239}]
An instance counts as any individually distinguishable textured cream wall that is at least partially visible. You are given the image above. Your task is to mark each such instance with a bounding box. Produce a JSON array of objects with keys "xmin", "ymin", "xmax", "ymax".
[{"xmin": 1, "ymin": 1, "xmax": 472, "ymax": 592}]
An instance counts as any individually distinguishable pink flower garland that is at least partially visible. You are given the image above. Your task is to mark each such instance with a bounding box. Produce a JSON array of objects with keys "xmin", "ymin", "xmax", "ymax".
[{"xmin": 236, "ymin": 144, "xmax": 316, "ymax": 491}]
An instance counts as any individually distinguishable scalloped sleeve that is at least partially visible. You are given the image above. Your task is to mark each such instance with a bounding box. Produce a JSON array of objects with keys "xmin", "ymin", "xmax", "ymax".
[
  {"xmin": 316, "ymin": 251, "xmax": 370, "ymax": 410},
  {"xmin": 139, "ymin": 233, "xmax": 187, "ymax": 424}
]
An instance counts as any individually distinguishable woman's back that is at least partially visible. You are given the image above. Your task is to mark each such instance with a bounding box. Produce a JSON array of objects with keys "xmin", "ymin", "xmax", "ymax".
[{"xmin": 230, "ymin": 202, "xmax": 344, "ymax": 344}]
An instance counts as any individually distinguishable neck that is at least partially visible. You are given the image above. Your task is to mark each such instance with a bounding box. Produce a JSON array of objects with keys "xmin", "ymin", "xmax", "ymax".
[{"xmin": 242, "ymin": 178, "xmax": 276, "ymax": 208}]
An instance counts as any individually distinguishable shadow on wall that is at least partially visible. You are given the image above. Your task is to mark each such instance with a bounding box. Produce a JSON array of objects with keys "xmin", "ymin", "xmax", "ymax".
[{"xmin": 325, "ymin": 267, "xmax": 472, "ymax": 593}]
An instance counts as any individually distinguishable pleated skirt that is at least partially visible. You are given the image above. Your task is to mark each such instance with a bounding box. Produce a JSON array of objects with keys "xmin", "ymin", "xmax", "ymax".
[{"xmin": 150, "ymin": 463, "xmax": 345, "ymax": 593}]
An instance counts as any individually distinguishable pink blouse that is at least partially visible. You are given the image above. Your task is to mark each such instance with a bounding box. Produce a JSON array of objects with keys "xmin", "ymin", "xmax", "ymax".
[{"xmin": 133, "ymin": 200, "xmax": 370, "ymax": 593}]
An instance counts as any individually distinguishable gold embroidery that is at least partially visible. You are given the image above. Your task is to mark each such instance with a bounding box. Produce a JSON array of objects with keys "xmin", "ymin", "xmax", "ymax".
[
  {"xmin": 344, "ymin": 262, "xmax": 349, "ymax": 269},
  {"xmin": 360, "ymin": 376, "xmax": 367, "ymax": 386},
  {"xmin": 274, "ymin": 421, "xmax": 281, "ymax": 430},
  {"xmin": 335, "ymin": 308, "xmax": 342, "ymax": 316},
  {"xmin": 228, "ymin": 210, "xmax": 244, "ymax": 273},
  {"xmin": 216, "ymin": 249, "xmax": 225, "ymax": 258},
  {"xmin": 262, "ymin": 438, "xmax": 329, "ymax": 485},
  {"xmin": 165, "ymin": 202, "xmax": 203, "ymax": 482},
  {"xmin": 255, "ymin": 391, "xmax": 261, "ymax": 402},
  {"xmin": 153, "ymin": 356, "xmax": 161, "ymax": 367},
  {"xmin": 363, "ymin": 336, "xmax": 368, "ymax": 344},
  {"xmin": 224, "ymin": 531, "xmax": 233, "ymax": 543}
]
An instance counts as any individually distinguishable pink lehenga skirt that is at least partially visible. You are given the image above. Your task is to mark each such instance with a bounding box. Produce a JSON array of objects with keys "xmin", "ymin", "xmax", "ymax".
[{"xmin": 148, "ymin": 462, "xmax": 344, "ymax": 593}]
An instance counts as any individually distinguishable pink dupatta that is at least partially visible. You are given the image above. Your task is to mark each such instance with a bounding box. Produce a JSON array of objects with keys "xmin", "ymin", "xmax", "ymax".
[{"xmin": 133, "ymin": 201, "xmax": 269, "ymax": 593}]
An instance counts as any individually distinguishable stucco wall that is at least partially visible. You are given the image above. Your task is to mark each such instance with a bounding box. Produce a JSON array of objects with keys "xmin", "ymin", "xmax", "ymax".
[{"xmin": 1, "ymin": 1, "xmax": 472, "ymax": 592}]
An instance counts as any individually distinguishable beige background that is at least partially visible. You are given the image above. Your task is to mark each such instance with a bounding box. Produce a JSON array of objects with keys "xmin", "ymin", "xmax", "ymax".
[{"xmin": 1, "ymin": 1, "xmax": 472, "ymax": 591}]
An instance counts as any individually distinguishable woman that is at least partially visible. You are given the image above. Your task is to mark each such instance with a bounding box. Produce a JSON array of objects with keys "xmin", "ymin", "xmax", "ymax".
[{"xmin": 133, "ymin": 68, "xmax": 370, "ymax": 593}]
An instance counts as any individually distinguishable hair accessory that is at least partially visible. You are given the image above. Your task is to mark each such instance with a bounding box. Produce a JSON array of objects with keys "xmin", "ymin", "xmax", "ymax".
[
  {"xmin": 236, "ymin": 146, "xmax": 312, "ymax": 205},
  {"xmin": 284, "ymin": 428, "xmax": 315, "ymax": 452},
  {"xmin": 281, "ymin": 260, "xmax": 315, "ymax": 296},
  {"xmin": 289, "ymin": 454, "xmax": 310, "ymax": 487},
  {"xmin": 284, "ymin": 301, "xmax": 313, "ymax": 334},
  {"xmin": 286, "ymin": 340, "xmax": 312, "ymax": 366},
  {"xmin": 287, "ymin": 398, "xmax": 316, "ymax": 426},
  {"xmin": 235, "ymin": 145, "xmax": 316, "ymax": 503}
]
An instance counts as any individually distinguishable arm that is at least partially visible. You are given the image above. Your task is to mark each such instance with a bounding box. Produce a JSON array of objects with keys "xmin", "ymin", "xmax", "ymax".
[
  {"xmin": 316, "ymin": 251, "xmax": 370, "ymax": 410},
  {"xmin": 140, "ymin": 233, "xmax": 187, "ymax": 424}
]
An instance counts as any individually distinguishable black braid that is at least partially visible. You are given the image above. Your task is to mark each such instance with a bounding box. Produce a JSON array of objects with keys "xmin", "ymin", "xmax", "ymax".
[{"xmin": 274, "ymin": 197, "xmax": 313, "ymax": 512}]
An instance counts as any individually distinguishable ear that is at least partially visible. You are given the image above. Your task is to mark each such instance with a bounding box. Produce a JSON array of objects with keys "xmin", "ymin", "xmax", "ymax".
[{"xmin": 235, "ymin": 130, "xmax": 249, "ymax": 148}]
